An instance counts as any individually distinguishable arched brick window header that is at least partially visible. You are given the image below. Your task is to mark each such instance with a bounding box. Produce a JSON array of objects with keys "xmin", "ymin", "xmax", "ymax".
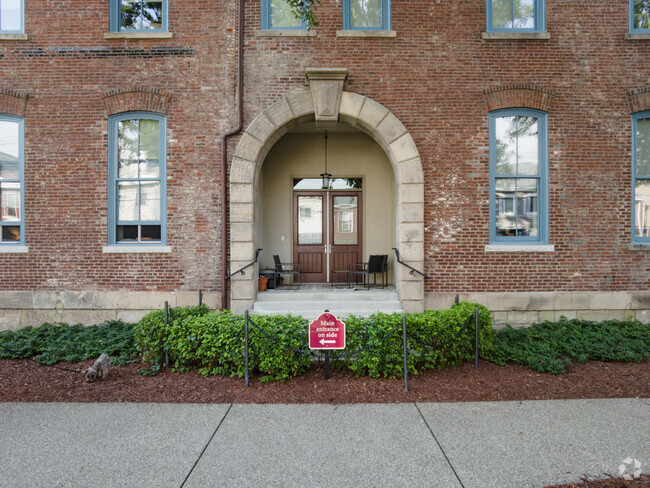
[
  {"xmin": 627, "ymin": 87, "xmax": 650, "ymax": 113},
  {"xmin": 484, "ymin": 85, "xmax": 553, "ymax": 113},
  {"xmin": 102, "ymin": 87, "xmax": 172, "ymax": 115},
  {"xmin": 0, "ymin": 89, "xmax": 28, "ymax": 117}
]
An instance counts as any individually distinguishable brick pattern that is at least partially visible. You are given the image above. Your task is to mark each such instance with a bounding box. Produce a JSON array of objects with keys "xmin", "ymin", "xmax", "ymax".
[
  {"xmin": 0, "ymin": 89, "xmax": 28, "ymax": 116},
  {"xmin": 627, "ymin": 86, "xmax": 650, "ymax": 113},
  {"xmin": 102, "ymin": 87, "xmax": 173, "ymax": 115},
  {"xmin": 1, "ymin": 0, "xmax": 649, "ymax": 315},
  {"xmin": 483, "ymin": 85, "xmax": 554, "ymax": 113}
]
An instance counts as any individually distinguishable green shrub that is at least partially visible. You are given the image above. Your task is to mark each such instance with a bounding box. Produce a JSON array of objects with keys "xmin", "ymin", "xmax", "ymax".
[
  {"xmin": 340, "ymin": 302, "xmax": 494, "ymax": 378},
  {"xmin": 490, "ymin": 318, "xmax": 650, "ymax": 374},
  {"xmin": 0, "ymin": 320, "xmax": 138, "ymax": 365}
]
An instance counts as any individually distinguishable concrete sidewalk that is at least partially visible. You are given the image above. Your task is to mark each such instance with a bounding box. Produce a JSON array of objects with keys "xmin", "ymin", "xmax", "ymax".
[{"xmin": 0, "ymin": 399, "xmax": 648, "ymax": 488}]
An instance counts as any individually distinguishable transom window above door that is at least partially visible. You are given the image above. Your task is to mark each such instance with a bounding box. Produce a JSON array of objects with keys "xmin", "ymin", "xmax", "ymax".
[{"xmin": 293, "ymin": 178, "xmax": 362, "ymax": 190}]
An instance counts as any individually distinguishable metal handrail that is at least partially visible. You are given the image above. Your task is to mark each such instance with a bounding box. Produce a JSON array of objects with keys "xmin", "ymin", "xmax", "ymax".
[
  {"xmin": 392, "ymin": 248, "xmax": 429, "ymax": 279},
  {"xmin": 226, "ymin": 248, "xmax": 262, "ymax": 279}
]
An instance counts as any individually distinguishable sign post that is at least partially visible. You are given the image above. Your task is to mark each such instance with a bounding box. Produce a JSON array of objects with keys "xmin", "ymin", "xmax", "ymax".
[{"xmin": 309, "ymin": 311, "xmax": 346, "ymax": 380}]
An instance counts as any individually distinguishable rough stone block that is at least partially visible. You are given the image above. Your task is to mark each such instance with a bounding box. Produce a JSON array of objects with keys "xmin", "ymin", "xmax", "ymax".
[
  {"xmin": 0, "ymin": 310, "xmax": 22, "ymax": 331},
  {"xmin": 201, "ymin": 292, "xmax": 221, "ymax": 309},
  {"xmin": 230, "ymin": 222, "xmax": 254, "ymax": 242},
  {"xmin": 286, "ymin": 90, "xmax": 314, "ymax": 119},
  {"xmin": 506, "ymin": 311, "xmax": 539, "ymax": 327},
  {"xmin": 424, "ymin": 293, "xmax": 456, "ymax": 310},
  {"xmin": 636, "ymin": 310, "xmax": 650, "ymax": 323},
  {"xmin": 389, "ymin": 133, "xmax": 420, "ymax": 164},
  {"xmin": 230, "ymin": 183, "xmax": 254, "ymax": 204},
  {"xmin": 554, "ymin": 310, "xmax": 577, "ymax": 321},
  {"xmin": 399, "ymin": 184, "xmax": 424, "ymax": 204},
  {"xmin": 231, "ymin": 299, "xmax": 253, "ymax": 315},
  {"xmin": 32, "ymin": 292, "xmax": 57, "ymax": 309},
  {"xmin": 339, "ymin": 92, "xmax": 365, "ymax": 119},
  {"xmin": 398, "ymin": 241, "xmax": 424, "ymax": 262},
  {"xmin": 246, "ymin": 113, "xmax": 276, "ymax": 142},
  {"xmin": 538, "ymin": 310, "xmax": 556, "ymax": 322},
  {"xmin": 576, "ymin": 310, "xmax": 626, "ymax": 322},
  {"xmin": 397, "ymin": 158, "xmax": 424, "ymax": 184},
  {"xmin": 116, "ymin": 310, "xmax": 149, "ymax": 324},
  {"xmin": 94, "ymin": 291, "xmax": 174, "ymax": 310},
  {"xmin": 358, "ymin": 98, "xmax": 389, "ymax": 130},
  {"xmin": 400, "ymin": 203, "xmax": 424, "ymax": 223},
  {"xmin": 265, "ymin": 98, "xmax": 295, "ymax": 128},
  {"xmin": 232, "ymin": 280, "xmax": 255, "ymax": 301},
  {"xmin": 374, "ymin": 113, "xmax": 407, "ymax": 146},
  {"xmin": 235, "ymin": 132, "xmax": 264, "ymax": 164},
  {"xmin": 630, "ymin": 292, "xmax": 650, "ymax": 309},
  {"xmin": 398, "ymin": 281, "xmax": 424, "ymax": 303},
  {"xmin": 20, "ymin": 310, "xmax": 62, "ymax": 328},
  {"xmin": 231, "ymin": 242, "xmax": 255, "ymax": 262},
  {"xmin": 0, "ymin": 291, "xmax": 32, "ymax": 309},
  {"xmin": 176, "ymin": 291, "xmax": 204, "ymax": 308},
  {"xmin": 487, "ymin": 293, "xmax": 530, "ymax": 311},
  {"xmin": 491, "ymin": 312, "xmax": 509, "ymax": 329},
  {"xmin": 588, "ymin": 292, "xmax": 631, "ymax": 310},
  {"xmin": 59, "ymin": 291, "xmax": 94, "ymax": 310},
  {"xmin": 399, "ymin": 223, "xmax": 424, "ymax": 244},
  {"xmin": 230, "ymin": 203, "xmax": 254, "ymax": 223},
  {"xmin": 230, "ymin": 158, "xmax": 257, "ymax": 184},
  {"xmin": 460, "ymin": 293, "xmax": 489, "ymax": 306},
  {"xmin": 528, "ymin": 293, "xmax": 555, "ymax": 311},
  {"xmin": 553, "ymin": 293, "xmax": 591, "ymax": 310},
  {"xmin": 59, "ymin": 310, "xmax": 116, "ymax": 326},
  {"xmin": 401, "ymin": 299, "xmax": 424, "ymax": 314}
]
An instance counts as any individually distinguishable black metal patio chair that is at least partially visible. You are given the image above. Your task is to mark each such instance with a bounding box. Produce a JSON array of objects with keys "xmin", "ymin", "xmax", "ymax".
[
  {"xmin": 273, "ymin": 255, "xmax": 302, "ymax": 287},
  {"xmin": 348, "ymin": 254, "xmax": 388, "ymax": 289}
]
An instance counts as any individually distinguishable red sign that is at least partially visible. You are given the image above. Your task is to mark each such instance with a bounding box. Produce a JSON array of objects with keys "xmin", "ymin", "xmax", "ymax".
[{"xmin": 309, "ymin": 312, "xmax": 346, "ymax": 350}]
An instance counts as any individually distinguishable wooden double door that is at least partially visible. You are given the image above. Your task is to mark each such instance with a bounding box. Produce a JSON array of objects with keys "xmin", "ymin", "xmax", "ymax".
[{"xmin": 293, "ymin": 191, "xmax": 362, "ymax": 283}]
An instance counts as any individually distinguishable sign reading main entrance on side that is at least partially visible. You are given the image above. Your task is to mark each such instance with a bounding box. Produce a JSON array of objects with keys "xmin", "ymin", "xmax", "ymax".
[{"xmin": 309, "ymin": 312, "xmax": 346, "ymax": 350}]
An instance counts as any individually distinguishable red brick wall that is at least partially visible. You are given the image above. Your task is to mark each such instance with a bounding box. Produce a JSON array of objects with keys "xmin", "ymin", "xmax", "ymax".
[{"xmin": 1, "ymin": 0, "xmax": 649, "ymax": 296}]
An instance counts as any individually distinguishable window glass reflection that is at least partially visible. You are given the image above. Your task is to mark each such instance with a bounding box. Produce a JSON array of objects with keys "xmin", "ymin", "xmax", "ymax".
[
  {"xmin": 298, "ymin": 196, "xmax": 322, "ymax": 245},
  {"xmin": 637, "ymin": 118, "xmax": 650, "ymax": 177},
  {"xmin": 491, "ymin": 0, "xmax": 535, "ymax": 29},
  {"xmin": 270, "ymin": 0, "xmax": 301, "ymax": 27},
  {"xmin": 350, "ymin": 0, "xmax": 382, "ymax": 28},
  {"xmin": 0, "ymin": 0, "xmax": 22, "ymax": 31},
  {"xmin": 635, "ymin": 180, "xmax": 650, "ymax": 238},
  {"xmin": 634, "ymin": 0, "xmax": 650, "ymax": 30},
  {"xmin": 333, "ymin": 196, "xmax": 358, "ymax": 245}
]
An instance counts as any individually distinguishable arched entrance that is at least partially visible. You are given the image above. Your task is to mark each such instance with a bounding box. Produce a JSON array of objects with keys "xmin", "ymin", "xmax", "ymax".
[{"xmin": 229, "ymin": 78, "xmax": 424, "ymax": 314}]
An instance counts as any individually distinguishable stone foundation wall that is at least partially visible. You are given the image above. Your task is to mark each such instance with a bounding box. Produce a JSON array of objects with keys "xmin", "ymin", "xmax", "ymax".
[
  {"xmin": 426, "ymin": 292, "xmax": 650, "ymax": 329},
  {"xmin": 0, "ymin": 291, "xmax": 221, "ymax": 331}
]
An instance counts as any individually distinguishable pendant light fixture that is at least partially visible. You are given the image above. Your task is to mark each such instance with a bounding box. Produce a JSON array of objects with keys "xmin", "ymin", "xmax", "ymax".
[{"xmin": 320, "ymin": 130, "xmax": 331, "ymax": 189}]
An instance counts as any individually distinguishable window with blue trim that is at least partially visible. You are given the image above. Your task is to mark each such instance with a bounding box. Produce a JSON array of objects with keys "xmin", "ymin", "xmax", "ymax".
[
  {"xmin": 261, "ymin": 0, "xmax": 307, "ymax": 30},
  {"xmin": 489, "ymin": 109, "xmax": 548, "ymax": 244},
  {"xmin": 630, "ymin": 0, "xmax": 650, "ymax": 33},
  {"xmin": 343, "ymin": 0, "xmax": 390, "ymax": 30},
  {"xmin": 486, "ymin": 0, "xmax": 545, "ymax": 32},
  {"xmin": 633, "ymin": 112, "xmax": 650, "ymax": 243},
  {"xmin": 0, "ymin": 0, "xmax": 24, "ymax": 33},
  {"xmin": 108, "ymin": 113, "xmax": 166, "ymax": 245},
  {"xmin": 0, "ymin": 116, "xmax": 24, "ymax": 245},
  {"xmin": 110, "ymin": 0, "xmax": 168, "ymax": 32}
]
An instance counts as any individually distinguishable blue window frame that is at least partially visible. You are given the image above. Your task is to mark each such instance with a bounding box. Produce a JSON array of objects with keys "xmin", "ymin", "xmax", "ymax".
[
  {"xmin": 632, "ymin": 112, "xmax": 650, "ymax": 243},
  {"xmin": 0, "ymin": 0, "xmax": 24, "ymax": 33},
  {"xmin": 0, "ymin": 115, "xmax": 25, "ymax": 246},
  {"xmin": 486, "ymin": 0, "xmax": 545, "ymax": 33},
  {"xmin": 343, "ymin": 0, "xmax": 390, "ymax": 31},
  {"xmin": 108, "ymin": 112, "xmax": 167, "ymax": 245},
  {"xmin": 110, "ymin": 0, "xmax": 168, "ymax": 32},
  {"xmin": 630, "ymin": 0, "xmax": 650, "ymax": 33},
  {"xmin": 489, "ymin": 109, "xmax": 549, "ymax": 244},
  {"xmin": 261, "ymin": 0, "xmax": 307, "ymax": 30}
]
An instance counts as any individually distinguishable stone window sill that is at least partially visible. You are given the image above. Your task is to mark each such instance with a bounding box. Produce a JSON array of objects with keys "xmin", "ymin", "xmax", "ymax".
[
  {"xmin": 336, "ymin": 30, "xmax": 397, "ymax": 38},
  {"xmin": 104, "ymin": 32, "xmax": 173, "ymax": 40},
  {"xmin": 627, "ymin": 244, "xmax": 650, "ymax": 251},
  {"xmin": 482, "ymin": 32, "xmax": 550, "ymax": 40},
  {"xmin": 625, "ymin": 33, "xmax": 650, "ymax": 40},
  {"xmin": 103, "ymin": 245, "xmax": 172, "ymax": 253},
  {"xmin": 0, "ymin": 34, "xmax": 29, "ymax": 40},
  {"xmin": 255, "ymin": 30, "xmax": 316, "ymax": 37},
  {"xmin": 0, "ymin": 245, "xmax": 28, "ymax": 253},
  {"xmin": 485, "ymin": 244, "xmax": 555, "ymax": 252}
]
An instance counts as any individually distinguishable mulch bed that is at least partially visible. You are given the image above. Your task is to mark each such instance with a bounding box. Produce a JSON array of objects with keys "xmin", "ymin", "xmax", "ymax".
[{"xmin": 2, "ymin": 358, "xmax": 648, "ymax": 488}]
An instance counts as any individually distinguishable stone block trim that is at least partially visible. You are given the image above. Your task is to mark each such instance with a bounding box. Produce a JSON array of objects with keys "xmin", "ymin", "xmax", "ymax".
[
  {"xmin": 231, "ymin": 87, "xmax": 425, "ymax": 314},
  {"xmin": 484, "ymin": 85, "xmax": 554, "ymax": 112},
  {"xmin": 0, "ymin": 89, "xmax": 28, "ymax": 116},
  {"xmin": 102, "ymin": 87, "xmax": 173, "ymax": 115},
  {"xmin": 627, "ymin": 86, "xmax": 650, "ymax": 113}
]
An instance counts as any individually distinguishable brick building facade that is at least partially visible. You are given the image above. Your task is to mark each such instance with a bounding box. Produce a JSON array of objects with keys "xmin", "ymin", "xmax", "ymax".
[{"xmin": 1, "ymin": 0, "xmax": 650, "ymax": 328}]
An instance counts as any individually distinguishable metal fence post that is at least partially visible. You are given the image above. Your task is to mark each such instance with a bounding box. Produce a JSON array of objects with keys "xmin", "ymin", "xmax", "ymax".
[
  {"xmin": 402, "ymin": 315, "xmax": 408, "ymax": 392},
  {"xmin": 164, "ymin": 301, "xmax": 170, "ymax": 369},
  {"xmin": 244, "ymin": 310, "xmax": 249, "ymax": 388},
  {"xmin": 475, "ymin": 307, "xmax": 479, "ymax": 369},
  {"xmin": 199, "ymin": 290, "xmax": 203, "ymax": 306}
]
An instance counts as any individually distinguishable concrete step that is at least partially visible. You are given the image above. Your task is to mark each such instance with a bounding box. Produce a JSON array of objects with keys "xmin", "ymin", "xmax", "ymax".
[{"xmin": 251, "ymin": 285, "xmax": 403, "ymax": 320}]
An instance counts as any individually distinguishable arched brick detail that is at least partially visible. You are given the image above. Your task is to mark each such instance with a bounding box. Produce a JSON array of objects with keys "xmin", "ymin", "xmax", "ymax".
[
  {"xmin": 229, "ymin": 89, "xmax": 425, "ymax": 314},
  {"xmin": 102, "ymin": 87, "xmax": 173, "ymax": 115},
  {"xmin": 484, "ymin": 85, "xmax": 553, "ymax": 112},
  {"xmin": 627, "ymin": 87, "xmax": 650, "ymax": 113},
  {"xmin": 0, "ymin": 89, "xmax": 28, "ymax": 117}
]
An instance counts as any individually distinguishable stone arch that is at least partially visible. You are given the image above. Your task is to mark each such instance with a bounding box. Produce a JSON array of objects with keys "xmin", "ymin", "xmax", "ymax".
[{"xmin": 229, "ymin": 90, "xmax": 425, "ymax": 313}]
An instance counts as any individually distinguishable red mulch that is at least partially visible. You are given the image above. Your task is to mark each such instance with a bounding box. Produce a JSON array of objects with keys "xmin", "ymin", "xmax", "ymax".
[{"xmin": 2, "ymin": 358, "xmax": 648, "ymax": 488}]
